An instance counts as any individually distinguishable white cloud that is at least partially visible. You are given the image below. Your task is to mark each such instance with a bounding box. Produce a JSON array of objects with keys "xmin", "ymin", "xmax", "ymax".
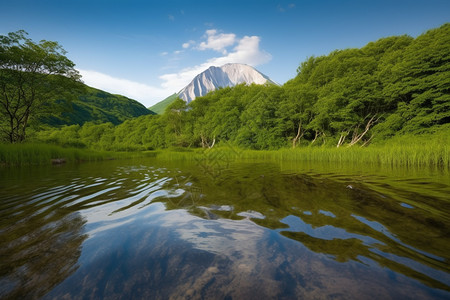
[
  {"xmin": 78, "ymin": 69, "xmax": 170, "ymax": 108},
  {"xmin": 78, "ymin": 29, "xmax": 272, "ymax": 108},
  {"xmin": 209, "ymin": 35, "xmax": 272, "ymax": 66},
  {"xmin": 278, "ymin": 3, "xmax": 296, "ymax": 12},
  {"xmin": 197, "ymin": 29, "xmax": 236, "ymax": 53},
  {"xmin": 182, "ymin": 40, "xmax": 195, "ymax": 49},
  {"xmin": 160, "ymin": 33, "xmax": 271, "ymax": 93},
  {"xmin": 277, "ymin": 5, "xmax": 285, "ymax": 12}
]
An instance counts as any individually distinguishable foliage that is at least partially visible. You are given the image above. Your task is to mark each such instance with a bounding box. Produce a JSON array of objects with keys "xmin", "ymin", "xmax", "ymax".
[
  {"xmin": 0, "ymin": 30, "xmax": 81, "ymax": 143},
  {"xmin": 23, "ymin": 24, "xmax": 450, "ymax": 163}
]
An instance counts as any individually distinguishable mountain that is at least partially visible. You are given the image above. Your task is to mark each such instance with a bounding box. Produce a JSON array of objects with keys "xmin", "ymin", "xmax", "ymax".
[
  {"xmin": 149, "ymin": 93, "xmax": 178, "ymax": 114},
  {"xmin": 44, "ymin": 84, "xmax": 155, "ymax": 126},
  {"xmin": 149, "ymin": 63, "xmax": 276, "ymax": 113},
  {"xmin": 178, "ymin": 63, "xmax": 276, "ymax": 103}
]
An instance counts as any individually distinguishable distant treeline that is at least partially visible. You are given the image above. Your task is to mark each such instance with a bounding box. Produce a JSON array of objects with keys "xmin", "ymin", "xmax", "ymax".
[{"xmin": 33, "ymin": 24, "xmax": 449, "ymax": 151}]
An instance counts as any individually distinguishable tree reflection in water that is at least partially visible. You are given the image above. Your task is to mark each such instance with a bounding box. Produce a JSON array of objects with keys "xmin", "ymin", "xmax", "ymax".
[
  {"xmin": 0, "ymin": 210, "xmax": 86, "ymax": 299},
  {"xmin": 1, "ymin": 159, "xmax": 449, "ymax": 299}
]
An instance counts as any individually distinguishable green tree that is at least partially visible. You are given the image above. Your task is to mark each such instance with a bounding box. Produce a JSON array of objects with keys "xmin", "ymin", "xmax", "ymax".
[
  {"xmin": 237, "ymin": 85, "xmax": 284, "ymax": 149},
  {"xmin": 382, "ymin": 24, "xmax": 450, "ymax": 134},
  {"xmin": 78, "ymin": 122, "xmax": 114, "ymax": 148},
  {"xmin": 142, "ymin": 115, "xmax": 167, "ymax": 149},
  {"xmin": 279, "ymin": 80, "xmax": 317, "ymax": 147},
  {"xmin": 0, "ymin": 30, "xmax": 80, "ymax": 143},
  {"xmin": 163, "ymin": 98, "xmax": 190, "ymax": 146}
]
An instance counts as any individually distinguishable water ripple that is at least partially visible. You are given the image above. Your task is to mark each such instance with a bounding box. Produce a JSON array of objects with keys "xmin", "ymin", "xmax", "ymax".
[{"xmin": 1, "ymin": 160, "xmax": 449, "ymax": 299}]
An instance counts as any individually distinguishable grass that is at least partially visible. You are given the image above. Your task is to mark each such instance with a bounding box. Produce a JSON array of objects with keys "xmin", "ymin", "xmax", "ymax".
[
  {"xmin": 152, "ymin": 134, "xmax": 449, "ymax": 170},
  {"xmin": 1, "ymin": 132, "xmax": 448, "ymax": 169},
  {"xmin": 0, "ymin": 143, "xmax": 157, "ymax": 166}
]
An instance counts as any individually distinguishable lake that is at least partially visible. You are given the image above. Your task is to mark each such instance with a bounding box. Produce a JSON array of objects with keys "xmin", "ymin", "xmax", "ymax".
[{"xmin": 1, "ymin": 155, "xmax": 449, "ymax": 299}]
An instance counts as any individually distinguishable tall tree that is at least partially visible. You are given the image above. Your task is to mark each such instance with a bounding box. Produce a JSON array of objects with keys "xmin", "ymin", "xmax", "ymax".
[{"xmin": 0, "ymin": 30, "xmax": 80, "ymax": 142}]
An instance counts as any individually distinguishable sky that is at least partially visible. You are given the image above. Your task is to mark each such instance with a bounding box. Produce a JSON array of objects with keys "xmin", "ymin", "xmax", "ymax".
[{"xmin": 1, "ymin": 0, "xmax": 449, "ymax": 107}]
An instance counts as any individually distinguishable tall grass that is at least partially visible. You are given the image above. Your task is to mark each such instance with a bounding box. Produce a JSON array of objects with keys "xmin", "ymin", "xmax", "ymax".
[
  {"xmin": 250, "ymin": 140, "xmax": 447, "ymax": 168},
  {"xmin": 0, "ymin": 143, "xmax": 155, "ymax": 166},
  {"xmin": 152, "ymin": 134, "xmax": 449, "ymax": 170},
  {"xmin": 2, "ymin": 133, "xmax": 448, "ymax": 169}
]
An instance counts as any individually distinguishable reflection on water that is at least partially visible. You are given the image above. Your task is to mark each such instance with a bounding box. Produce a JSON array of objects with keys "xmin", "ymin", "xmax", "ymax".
[{"xmin": 0, "ymin": 158, "xmax": 449, "ymax": 299}]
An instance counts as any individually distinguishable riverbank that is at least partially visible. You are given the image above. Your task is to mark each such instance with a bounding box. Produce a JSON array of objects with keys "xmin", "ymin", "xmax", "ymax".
[
  {"xmin": 0, "ymin": 143, "xmax": 156, "ymax": 166},
  {"xmin": 153, "ymin": 135, "xmax": 450, "ymax": 170},
  {"xmin": 156, "ymin": 145, "xmax": 449, "ymax": 170},
  {"xmin": 1, "ymin": 134, "xmax": 448, "ymax": 169}
]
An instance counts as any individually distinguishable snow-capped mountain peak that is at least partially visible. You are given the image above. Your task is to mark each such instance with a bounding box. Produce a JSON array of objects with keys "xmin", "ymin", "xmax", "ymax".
[{"xmin": 178, "ymin": 63, "xmax": 275, "ymax": 102}]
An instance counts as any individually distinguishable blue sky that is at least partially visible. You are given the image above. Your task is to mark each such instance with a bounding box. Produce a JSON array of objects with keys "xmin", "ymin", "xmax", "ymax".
[{"xmin": 1, "ymin": 0, "xmax": 449, "ymax": 107}]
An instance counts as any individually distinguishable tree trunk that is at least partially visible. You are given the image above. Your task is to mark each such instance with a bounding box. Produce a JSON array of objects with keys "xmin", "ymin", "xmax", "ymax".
[
  {"xmin": 361, "ymin": 135, "xmax": 374, "ymax": 147},
  {"xmin": 292, "ymin": 121, "xmax": 304, "ymax": 148},
  {"xmin": 322, "ymin": 132, "xmax": 327, "ymax": 145},
  {"xmin": 310, "ymin": 130, "xmax": 319, "ymax": 145},
  {"xmin": 337, "ymin": 132, "xmax": 348, "ymax": 147},
  {"xmin": 200, "ymin": 134, "xmax": 207, "ymax": 148},
  {"xmin": 200, "ymin": 134, "xmax": 215, "ymax": 149},
  {"xmin": 348, "ymin": 115, "xmax": 379, "ymax": 147}
]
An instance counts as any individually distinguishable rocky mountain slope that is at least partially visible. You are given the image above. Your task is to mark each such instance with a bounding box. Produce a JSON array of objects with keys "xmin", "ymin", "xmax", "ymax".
[{"xmin": 178, "ymin": 63, "xmax": 276, "ymax": 103}]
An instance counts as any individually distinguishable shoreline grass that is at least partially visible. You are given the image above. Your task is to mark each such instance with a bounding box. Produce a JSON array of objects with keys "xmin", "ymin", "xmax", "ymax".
[
  {"xmin": 1, "ymin": 134, "xmax": 448, "ymax": 169},
  {"xmin": 0, "ymin": 143, "xmax": 157, "ymax": 166},
  {"xmin": 153, "ymin": 138, "xmax": 449, "ymax": 170}
]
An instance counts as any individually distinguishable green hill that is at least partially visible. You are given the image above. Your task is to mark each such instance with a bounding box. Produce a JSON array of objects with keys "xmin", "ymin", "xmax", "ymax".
[
  {"xmin": 149, "ymin": 93, "xmax": 179, "ymax": 114},
  {"xmin": 44, "ymin": 84, "xmax": 155, "ymax": 126}
]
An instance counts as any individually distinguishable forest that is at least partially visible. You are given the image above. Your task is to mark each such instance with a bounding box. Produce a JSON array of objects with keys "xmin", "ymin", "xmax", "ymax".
[
  {"xmin": 26, "ymin": 24, "xmax": 449, "ymax": 152},
  {"xmin": 1, "ymin": 24, "xmax": 449, "ymax": 155}
]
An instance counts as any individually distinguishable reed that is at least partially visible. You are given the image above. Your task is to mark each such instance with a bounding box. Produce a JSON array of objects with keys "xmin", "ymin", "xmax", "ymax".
[
  {"xmin": 152, "ymin": 134, "xmax": 449, "ymax": 170},
  {"xmin": 0, "ymin": 143, "xmax": 137, "ymax": 166},
  {"xmin": 2, "ymin": 133, "xmax": 447, "ymax": 169}
]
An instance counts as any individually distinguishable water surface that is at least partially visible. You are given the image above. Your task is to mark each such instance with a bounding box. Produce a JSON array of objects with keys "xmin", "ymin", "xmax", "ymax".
[{"xmin": 0, "ymin": 158, "xmax": 449, "ymax": 299}]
